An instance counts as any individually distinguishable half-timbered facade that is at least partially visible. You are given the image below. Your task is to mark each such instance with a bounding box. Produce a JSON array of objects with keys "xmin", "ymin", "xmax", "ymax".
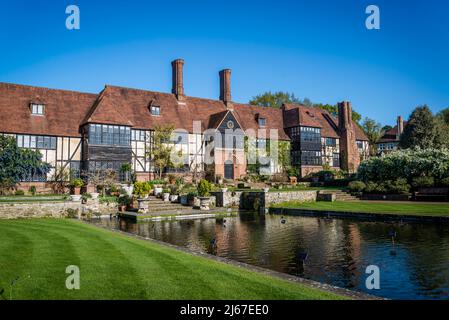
[{"xmin": 0, "ymin": 59, "xmax": 369, "ymax": 189}]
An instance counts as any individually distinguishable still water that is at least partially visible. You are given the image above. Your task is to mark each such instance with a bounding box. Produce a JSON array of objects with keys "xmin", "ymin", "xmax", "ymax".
[{"xmin": 92, "ymin": 213, "xmax": 449, "ymax": 300}]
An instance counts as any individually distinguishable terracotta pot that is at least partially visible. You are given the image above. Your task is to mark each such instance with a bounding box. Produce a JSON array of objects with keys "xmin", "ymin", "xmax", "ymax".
[{"xmin": 74, "ymin": 187, "xmax": 81, "ymax": 195}]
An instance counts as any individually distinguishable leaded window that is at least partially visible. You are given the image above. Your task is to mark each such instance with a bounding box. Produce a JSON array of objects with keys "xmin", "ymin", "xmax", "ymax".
[
  {"xmin": 17, "ymin": 134, "xmax": 56, "ymax": 150},
  {"xmin": 88, "ymin": 124, "xmax": 131, "ymax": 146}
]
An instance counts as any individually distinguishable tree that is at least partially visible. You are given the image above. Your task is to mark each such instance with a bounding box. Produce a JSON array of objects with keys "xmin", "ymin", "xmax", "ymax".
[
  {"xmin": 249, "ymin": 91, "xmax": 362, "ymax": 123},
  {"xmin": 361, "ymin": 117, "xmax": 385, "ymax": 155},
  {"xmin": 49, "ymin": 166, "xmax": 71, "ymax": 194},
  {"xmin": 436, "ymin": 107, "xmax": 449, "ymax": 126},
  {"xmin": 399, "ymin": 105, "xmax": 441, "ymax": 149},
  {"xmin": 249, "ymin": 91, "xmax": 301, "ymax": 108},
  {"xmin": 146, "ymin": 124, "xmax": 177, "ymax": 179},
  {"xmin": 382, "ymin": 125, "xmax": 393, "ymax": 132},
  {"xmin": 0, "ymin": 136, "xmax": 50, "ymax": 194}
]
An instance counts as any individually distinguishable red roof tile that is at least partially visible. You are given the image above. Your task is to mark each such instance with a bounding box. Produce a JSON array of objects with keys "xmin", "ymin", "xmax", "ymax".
[{"xmin": 0, "ymin": 82, "xmax": 97, "ymax": 137}]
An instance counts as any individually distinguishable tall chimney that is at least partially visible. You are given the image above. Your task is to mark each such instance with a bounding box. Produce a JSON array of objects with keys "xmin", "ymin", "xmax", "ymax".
[
  {"xmin": 219, "ymin": 69, "xmax": 232, "ymax": 109},
  {"xmin": 338, "ymin": 101, "xmax": 360, "ymax": 173},
  {"xmin": 397, "ymin": 116, "xmax": 404, "ymax": 139},
  {"xmin": 171, "ymin": 59, "xmax": 185, "ymax": 101},
  {"xmin": 338, "ymin": 101, "xmax": 353, "ymax": 130}
]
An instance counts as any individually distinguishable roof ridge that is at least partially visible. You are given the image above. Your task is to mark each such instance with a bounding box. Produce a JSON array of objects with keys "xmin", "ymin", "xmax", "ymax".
[{"xmin": 0, "ymin": 82, "xmax": 98, "ymax": 96}]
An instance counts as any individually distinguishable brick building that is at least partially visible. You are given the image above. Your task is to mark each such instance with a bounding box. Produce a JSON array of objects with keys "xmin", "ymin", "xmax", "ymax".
[
  {"xmin": 0, "ymin": 59, "xmax": 369, "ymax": 189},
  {"xmin": 377, "ymin": 116, "xmax": 406, "ymax": 153}
]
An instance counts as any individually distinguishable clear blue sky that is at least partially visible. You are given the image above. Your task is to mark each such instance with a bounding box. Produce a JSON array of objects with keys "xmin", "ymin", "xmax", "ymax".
[{"xmin": 0, "ymin": 0, "xmax": 448, "ymax": 125}]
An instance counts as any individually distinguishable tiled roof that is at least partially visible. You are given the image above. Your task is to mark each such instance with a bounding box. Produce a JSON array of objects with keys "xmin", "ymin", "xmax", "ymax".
[
  {"xmin": 0, "ymin": 82, "xmax": 368, "ymax": 142},
  {"xmin": 0, "ymin": 82, "xmax": 97, "ymax": 137},
  {"xmin": 283, "ymin": 103, "xmax": 368, "ymax": 141},
  {"xmin": 377, "ymin": 122, "xmax": 407, "ymax": 143}
]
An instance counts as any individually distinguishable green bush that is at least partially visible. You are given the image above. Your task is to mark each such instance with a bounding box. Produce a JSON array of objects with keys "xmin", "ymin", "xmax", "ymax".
[
  {"xmin": 133, "ymin": 181, "xmax": 151, "ymax": 197},
  {"xmin": 28, "ymin": 186, "xmax": 37, "ymax": 196},
  {"xmin": 384, "ymin": 178, "xmax": 410, "ymax": 194},
  {"xmin": 348, "ymin": 181, "xmax": 366, "ymax": 193},
  {"xmin": 118, "ymin": 195, "xmax": 132, "ymax": 206},
  {"xmin": 187, "ymin": 191, "xmax": 198, "ymax": 201},
  {"xmin": 14, "ymin": 189, "xmax": 25, "ymax": 196},
  {"xmin": 70, "ymin": 178, "xmax": 84, "ymax": 188},
  {"xmin": 439, "ymin": 177, "xmax": 449, "ymax": 187},
  {"xmin": 412, "ymin": 176, "xmax": 435, "ymax": 188},
  {"xmin": 197, "ymin": 179, "xmax": 212, "ymax": 197},
  {"xmin": 65, "ymin": 208, "xmax": 79, "ymax": 219},
  {"xmin": 358, "ymin": 148, "xmax": 449, "ymax": 183}
]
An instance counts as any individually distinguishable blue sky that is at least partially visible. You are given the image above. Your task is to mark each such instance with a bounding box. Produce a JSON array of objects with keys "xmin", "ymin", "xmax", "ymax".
[{"xmin": 0, "ymin": 0, "xmax": 448, "ymax": 125}]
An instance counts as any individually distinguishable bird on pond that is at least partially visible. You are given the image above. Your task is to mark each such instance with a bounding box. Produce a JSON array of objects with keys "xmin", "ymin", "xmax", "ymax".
[{"xmin": 280, "ymin": 216, "xmax": 286, "ymax": 224}]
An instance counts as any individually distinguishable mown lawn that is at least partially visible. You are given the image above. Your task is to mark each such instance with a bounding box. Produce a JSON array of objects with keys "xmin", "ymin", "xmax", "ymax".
[
  {"xmin": 272, "ymin": 201, "xmax": 449, "ymax": 217},
  {"xmin": 0, "ymin": 219, "xmax": 344, "ymax": 300}
]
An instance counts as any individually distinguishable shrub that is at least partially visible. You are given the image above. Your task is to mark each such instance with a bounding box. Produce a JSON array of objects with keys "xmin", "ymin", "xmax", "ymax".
[
  {"xmin": 187, "ymin": 191, "xmax": 198, "ymax": 201},
  {"xmin": 28, "ymin": 186, "xmax": 37, "ymax": 196},
  {"xmin": 118, "ymin": 195, "xmax": 132, "ymax": 207},
  {"xmin": 81, "ymin": 193, "xmax": 92, "ymax": 201},
  {"xmin": 14, "ymin": 189, "xmax": 25, "ymax": 196},
  {"xmin": 358, "ymin": 148, "xmax": 449, "ymax": 183},
  {"xmin": 364, "ymin": 182, "xmax": 381, "ymax": 194},
  {"xmin": 348, "ymin": 181, "xmax": 366, "ymax": 193},
  {"xmin": 412, "ymin": 176, "xmax": 435, "ymax": 188},
  {"xmin": 439, "ymin": 177, "xmax": 449, "ymax": 187},
  {"xmin": 133, "ymin": 181, "xmax": 151, "ymax": 197},
  {"xmin": 65, "ymin": 208, "xmax": 79, "ymax": 219},
  {"xmin": 197, "ymin": 179, "xmax": 212, "ymax": 197},
  {"xmin": 384, "ymin": 178, "xmax": 410, "ymax": 194},
  {"xmin": 70, "ymin": 178, "xmax": 84, "ymax": 188}
]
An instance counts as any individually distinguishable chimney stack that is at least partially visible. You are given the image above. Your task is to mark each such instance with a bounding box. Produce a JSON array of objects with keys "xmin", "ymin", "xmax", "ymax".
[
  {"xmin": 219, "ymin": 69, "xmax": 232, "ymax": 109},
  {"xmin": 171, "ymin": 59, "xmax": 185, "ymax": 101},
  {"xmin": 397, "ymin": 116, "xmax": 404, "ymax": 139},
  {"xmin": 338, "ymin": 101, "xmax": 353, "ymax": 130},
  {"xmin": 337, "ymin": 101, "xmax": 360, "ymax": 173}
]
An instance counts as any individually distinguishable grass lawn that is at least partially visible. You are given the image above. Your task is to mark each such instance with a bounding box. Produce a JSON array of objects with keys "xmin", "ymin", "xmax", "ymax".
[
  {"xmin": 272, "ymin": 201, "xmax": 449, "ymax": 217},
  {"xmin": 0, "ymin": 219, "xmax": 344, "ymax": 300}
]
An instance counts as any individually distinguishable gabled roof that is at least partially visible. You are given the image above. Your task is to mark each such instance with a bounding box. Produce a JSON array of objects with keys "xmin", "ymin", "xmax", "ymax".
[
  {"xmin": 0, "ymin": 82, "xmax": 97, "ymax": 137},
  {"xmin": 82, "ymin": 86, "xmax": 134, "ymax": 126},
  {"xmin": 282, "ymin": 103, "xmax": 368, "ymax": 141}
]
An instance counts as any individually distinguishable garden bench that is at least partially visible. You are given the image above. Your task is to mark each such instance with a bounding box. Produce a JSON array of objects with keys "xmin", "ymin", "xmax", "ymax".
[{"xmin": 414, "ymin": 187, "xmax": 449, "ymax": 202}]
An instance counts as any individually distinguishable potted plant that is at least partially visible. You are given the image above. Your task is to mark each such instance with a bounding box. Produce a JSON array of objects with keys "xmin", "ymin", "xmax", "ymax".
[
  {"xmin": 197, "ymin": 179, "xmax": 212, "ymax": 210},
  {"xmin": 118, "ymin": 195, "xmax": 131, "ymax": 212},
  {"xmin": 169, "ymin": 185, "xmax": 179, "ymax": 202},
  {"xmin": 187, "ymin": 191, "xmax": 197, "ymax": 206},
  {"xmin": 120, "ymin": 163, "xmax": 132, "ymax": 183},
  {"xmin": 70, "ymin": 178, "xmax": 84, "ymax": 195},
  {"xmin": 162, "ymin": 188, "xmax": 170, "ymax": 202}
]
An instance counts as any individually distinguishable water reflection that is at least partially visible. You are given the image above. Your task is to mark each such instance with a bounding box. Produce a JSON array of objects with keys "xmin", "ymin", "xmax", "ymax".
[{"xmin": 92, "ymin": 213, "xmax": 449, "ymax": 300}]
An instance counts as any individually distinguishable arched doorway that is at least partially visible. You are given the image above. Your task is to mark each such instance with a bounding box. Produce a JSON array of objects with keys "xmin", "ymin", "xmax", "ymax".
[{"xmin": 224, "ymin": 160, "xmax": 234, "ymax": 180}]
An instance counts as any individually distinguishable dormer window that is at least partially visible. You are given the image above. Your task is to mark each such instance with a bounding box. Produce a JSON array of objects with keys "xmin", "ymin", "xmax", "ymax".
[
  {"xmin": 150, "ymin": 105, "xmax": 160, "ymax": 116},
  {"xmin": 258, "ymin": 117, "xmax": 266, "ymax": 127},
  {"xmin": 31, "ymin": 103, "xmax": 45, "ymax": 115}
]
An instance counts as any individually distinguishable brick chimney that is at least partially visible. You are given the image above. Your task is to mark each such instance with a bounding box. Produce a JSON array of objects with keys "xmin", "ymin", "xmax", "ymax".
[
  {"xmin": 171, "ymin": 59, "xmax": 185, "ymax": 101},
  {"xmin": 219, "ymin": 69, "xmax": 232, "ymax": 109},
  {"xmin": 338, "ymin": 101, "xmax": 360, "ymax": 173},
  {"xmin": 397, "ymin": 116, "xmax": 404, "ymax": 140}
]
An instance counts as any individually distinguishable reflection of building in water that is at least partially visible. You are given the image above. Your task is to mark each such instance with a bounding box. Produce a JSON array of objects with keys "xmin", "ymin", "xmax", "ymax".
[{"xmin": 213, "ymin": 217, "xmax": 252, "ymax": 257}]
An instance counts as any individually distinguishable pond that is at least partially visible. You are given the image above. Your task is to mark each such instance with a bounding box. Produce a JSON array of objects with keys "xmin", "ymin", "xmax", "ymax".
[{"xmin": 91, "ymin": 213, "xmax": 449, "ymax": 300}]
